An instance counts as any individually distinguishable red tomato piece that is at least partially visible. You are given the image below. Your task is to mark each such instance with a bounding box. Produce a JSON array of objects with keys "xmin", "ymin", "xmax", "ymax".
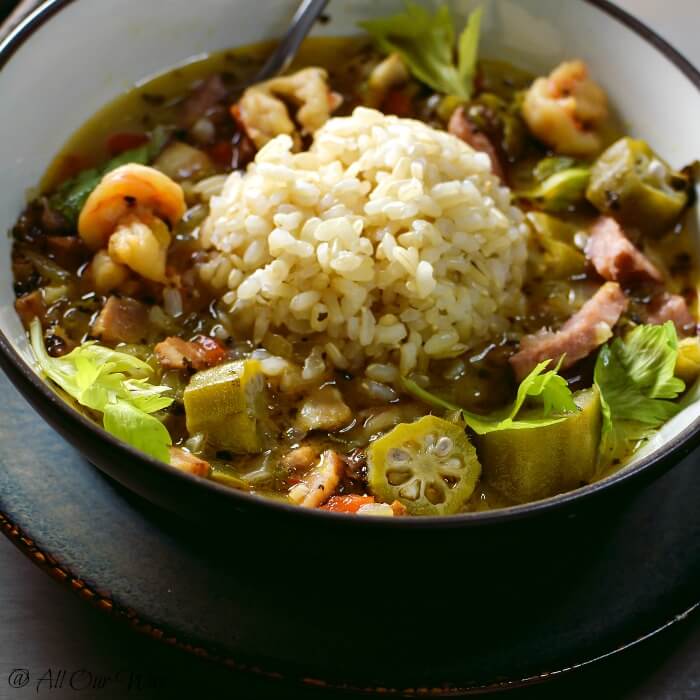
[{"xmin": 320, "ymin": 495, "xmax": 376, "ymax": 513}]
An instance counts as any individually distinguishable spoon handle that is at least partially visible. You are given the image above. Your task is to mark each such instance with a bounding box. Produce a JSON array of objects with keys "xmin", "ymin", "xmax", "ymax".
[
  {"xmin": 254, "ymin": 0, "xmax": 331, "ymax": 82},
  {"xmin": 0, "ymin": 0, "xmax": 42, "ymax": 40}
]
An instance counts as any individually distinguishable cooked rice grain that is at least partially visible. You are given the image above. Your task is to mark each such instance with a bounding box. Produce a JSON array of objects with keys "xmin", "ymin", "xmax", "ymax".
[{"xmin": 200, "ymin": 107, "xmax": 527, "ymax": 372}]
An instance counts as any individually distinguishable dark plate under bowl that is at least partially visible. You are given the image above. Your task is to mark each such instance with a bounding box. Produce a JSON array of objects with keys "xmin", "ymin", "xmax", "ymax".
[{"xmin": 0, "ymin": 369, "xmax": 699, "ymax": 693}]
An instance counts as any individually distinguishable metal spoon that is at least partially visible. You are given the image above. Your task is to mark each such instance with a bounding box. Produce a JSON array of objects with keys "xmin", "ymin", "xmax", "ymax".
[{"xmin": 253, "ymin": 0, "xmax": 330, "ymax": 83}]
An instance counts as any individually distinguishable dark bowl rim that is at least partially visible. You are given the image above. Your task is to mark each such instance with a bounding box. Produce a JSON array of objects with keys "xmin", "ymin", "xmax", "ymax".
[{"xmin": 1, "ymin": 0, "xmax": 699, "ymax": 530}]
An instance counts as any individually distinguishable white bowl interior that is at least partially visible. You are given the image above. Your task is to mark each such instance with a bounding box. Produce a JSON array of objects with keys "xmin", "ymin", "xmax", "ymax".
[{"xmin": 1, "ymin": 0, "xmax": 699, "ymax": 474}]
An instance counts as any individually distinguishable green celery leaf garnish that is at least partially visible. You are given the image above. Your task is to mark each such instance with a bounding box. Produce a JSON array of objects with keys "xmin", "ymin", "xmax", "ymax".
[
  {"xmin": 402, "ymin": 358, "xmax": 577, "ymax": 435},
  {"xmin": 103, "ymin": 400, "xmax": 173, "ymax": 463},
  {"xmin": 594, "ymin": 322, "xmax": 685, "ymax": 467},
  {"xmin": 30, "ymin": 318, "xmax": 173, "ymax": 462},
  {"xmin": 49, "ymin": 125, "xmax": 169, "ymax": 225},
  {"xmin": 360, "ymin": 3, "xmax": 483, "ymax": 100},
  {"xmin": 457, "ymin": 6, "xmax": 483, "ymax": 89}
]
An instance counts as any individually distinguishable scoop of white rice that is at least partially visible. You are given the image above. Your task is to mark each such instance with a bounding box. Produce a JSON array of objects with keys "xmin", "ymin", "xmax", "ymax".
[{"xmin": 199, "ymin": 107, "xmax": 527, "ymax": 374}]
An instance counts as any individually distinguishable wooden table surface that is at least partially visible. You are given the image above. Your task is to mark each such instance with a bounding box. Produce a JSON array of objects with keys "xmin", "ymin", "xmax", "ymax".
[{"xmin": 1, "ymin": 1, "xmax": 699, "ymax": 698}]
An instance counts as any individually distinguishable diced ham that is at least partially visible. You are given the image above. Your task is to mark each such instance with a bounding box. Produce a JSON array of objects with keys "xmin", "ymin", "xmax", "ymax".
[
  {"xmin": 510, "ymin": 282, "xmax": 628, "ymax": 380},
  {"xmin": 45, "ymin": 235, "xmax": 88, "ymax": 270},
  {"xmin": 585, "ymin": 217, "xmax": 663, "ymax": 284},
  {"xmin": 39, "ymin": 199, "xmax": 70, "ymax": 234},
  {"xmin": 90, "ymin": 296, "xmax": 149, "ymax": 345},
  {"xmin": 179, "ymin": 75, "xmax": 228, "ymax": 128},
  {"xmin": 448, "ymin": 106, "xmax": 505, "ymax": 180},
  {"xmin": 154, "ymin": 335, "xmax": 227, "ymax": 371},
  {"xmin": 647, "ymin": 293, "xmax": 696, "ymax": 336},
  {"xmin": 14, "ymin": 290, "xmax": 45, "ymax": 328},
  {"xmin": 169, "ymin": 447, "xmax": 211, "ymax": 477}
]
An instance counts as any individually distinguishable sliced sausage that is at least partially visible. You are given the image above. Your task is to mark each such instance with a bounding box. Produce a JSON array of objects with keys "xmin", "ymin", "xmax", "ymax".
[
  {"xmin": 14, "ymin": 290, "xmax": 45, "ymax": 329},
  {"xmin": 154, "ymin": 335, "xmax": 227, "ymax": 371},
  {"xmin": 585, "ymin": 217, "xmax": 662, "ymax": 284},
  {"xmin": 45, "ymin": 235, "xmax": 88, "ymax": 270},
  {"xmin": 647, "ymin": 293, "xmax": 696, "ymax": 336},
  {"xmin": 510, "ymin": 282, "xmax": 628, "ymax": 380},
  {"xmin": 448, "ymin": 106, "xmax": 505, "ymax": 180},
  {"xmin": 179, "ymin": 75, "xmax": 228, "ymax": 128}
]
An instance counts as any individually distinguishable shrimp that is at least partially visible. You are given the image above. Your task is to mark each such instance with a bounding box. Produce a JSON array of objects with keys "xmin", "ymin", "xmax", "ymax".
[
  {"xmin": 235, "ymin": 67, "xmax": 342, "ymax": 149},
  {"xmin": 86, "ymin": 249, "xmax": 129, "ymax": 294},
  {"xmin": 288, "ymin": 449, "xmax": 344, "ymax": 508},
  {"xmin": 107, "ymin": 213, "xmax": 171, "ymax": 283},
  {"xmin": 78, "ymin": 163, "xmax": 186, "ymax": 283},
  {"xmin": 522, "ymin": 60, "xmax": 608, "ymax": 157},
  {"xmin": 79, "ymin": 164, "xmax": 186, "ymax": 249},
  {"xmin": 366, "ymin": 53, "xmax": 409, "ymax": 107}
]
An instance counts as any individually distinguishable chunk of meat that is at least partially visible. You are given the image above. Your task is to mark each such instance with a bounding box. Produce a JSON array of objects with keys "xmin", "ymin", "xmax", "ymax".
[
  {"xmin": 288, "ymin": 450, "xmax": 343, "ymax": 508},
  {"xmin": 585, "ymin": 217, "xmax": 663, "ymax": 284},
  {"xmin": 448, "ymin": 107, "xmax": 505, "ymax": 180},
  {"xmin": 280, "ymin": 444, "xmax": 320, "ymax": 473},
  {"xmin": 90, "ymin": 296, "xmax": 149, "ymax": 344},
  {"xmin": 320, "ymin": 495, "xmax": 376, "ymax": 513},
  {"xmin": 169, "ymin": 447, "xmax": 211, "ymax": 477},
  {"xmin": 39, "ymin": 198, "xmax": 70, "ymax": 234},
  {"xmin": 647, "ymin": 293, "xmax": 696, "ymax": 336},
  {"xmin": 179, "ymin": 75, "xmax": 228, "ymax": 128},
  {"xmin": 14, "ymin": 290, "xmax": 45, "ymax": 328},
  {"xmin": 45, "ymin": 235, "xmax": 88, "ymax": 270},
  {"xmin": 510, "ymin": 282, "xmax": 628, "ymax": 380},
  {"xmin": 154, "ymin": 335, "xmax": 227, "ymax": 371},
  {"xmin": 296, "ymin": 385, "xmax": 352, "ymax": 432},
  {"xmin": 234, "ymin": 67, "xmax": 342, "ymax": 149}
]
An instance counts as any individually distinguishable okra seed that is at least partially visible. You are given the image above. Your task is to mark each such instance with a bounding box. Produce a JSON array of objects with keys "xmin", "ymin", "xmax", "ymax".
[
  {"xmin": 388, "ymin": 448, "xmax": 410, "ymax": 464},
  {"xmin": 434, "ymin": 436, "xmax": 453, "ymax": 456}
]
